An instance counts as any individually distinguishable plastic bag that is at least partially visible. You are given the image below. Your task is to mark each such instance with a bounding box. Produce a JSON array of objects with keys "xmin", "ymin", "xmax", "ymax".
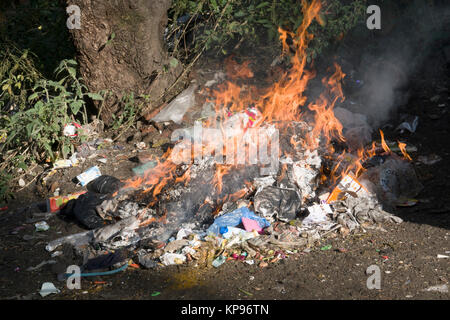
[
  {"xmin": 62, "ymin": 192, "xmax": 109, "ymax": 229},
  {"xmin": 254, "ymin": 186, "xmax": 301, "ymax": 222},
  {"xmin": 361, "ymin": 157, "xmax": 423, "ymax": 206},
  {"xmin": 152, "ymin": 84, "xmax": 197, "ymax": 124},
  {"xmin": 206, "ymin": 207, "xmax": 269, "ymax": 236},
  {"xmin": 160, "ymin": 253, "xmax": 186, "ymax": 266},
  {"xmin": 86, "ymin": 175, "xmax": 123, "ymax": 194},
  {"xmin": 334, "ymin": 107, "xmax": 373, "ymax": 148}
]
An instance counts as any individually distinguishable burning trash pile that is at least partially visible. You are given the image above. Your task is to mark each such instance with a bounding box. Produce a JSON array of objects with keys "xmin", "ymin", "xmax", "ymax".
[{"xmin": 43, "ymin": 0, "xmax": 423, "ymax": 274}]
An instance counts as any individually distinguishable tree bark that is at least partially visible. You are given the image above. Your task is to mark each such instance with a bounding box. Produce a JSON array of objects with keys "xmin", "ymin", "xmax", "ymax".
[{"xmin": 66, "ymin": 0, "xmax": 182, "ymax": 125}]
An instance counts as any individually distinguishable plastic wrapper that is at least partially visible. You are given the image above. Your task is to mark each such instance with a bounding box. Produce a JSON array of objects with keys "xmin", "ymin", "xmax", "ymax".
[
  {"xmin": 92, "ymin": 216, "xmax": 140, "ymax": 244},
  {"xmin": 47, "ymin": 191, "xmax": 87, "ymax": 213},
  {"xmin": 46, "ymin": 230, "xmax": 94, "ymax": 252},
  {"xmin": 77, "ymin": 166, "xmax": 101, "ymax": 186},
  {"xmin": 39, "ymin": 282, "xmax": 60, "ymax": 297}
]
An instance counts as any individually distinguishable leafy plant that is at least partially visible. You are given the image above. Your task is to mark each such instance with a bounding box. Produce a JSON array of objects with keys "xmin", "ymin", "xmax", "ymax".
[
  {"xmin": 110, "ymin": 93, "xmax": 151, "ymax": 141},
  {"xmin": 0, "ymin": 53, "xmax": 104, "ymax": 202},
  {"xmin": 168, "ymin": 0, "xmax": 367, "ymax": 60},
  {"xmin": 0, "ymin": 44, "xmax": 42, "ymax": 112},
  {"xmin": 307, "ymin": 0, "xmax": 367, "ymax": 60},
  {"xmin": 0, "ymin": 172, "xmax": 13, "ymax": 203}
]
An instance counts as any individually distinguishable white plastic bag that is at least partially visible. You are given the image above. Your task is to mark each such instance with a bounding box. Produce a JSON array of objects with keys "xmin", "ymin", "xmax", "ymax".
[{"xmin": 152, "ymin": 84, "xmax": 197, "ymax": 124}]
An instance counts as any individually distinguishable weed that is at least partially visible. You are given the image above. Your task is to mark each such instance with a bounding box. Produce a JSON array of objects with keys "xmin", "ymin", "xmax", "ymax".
[{"xmin": 0, "ymin": 52, "xmax": 103, "ymax": 203}]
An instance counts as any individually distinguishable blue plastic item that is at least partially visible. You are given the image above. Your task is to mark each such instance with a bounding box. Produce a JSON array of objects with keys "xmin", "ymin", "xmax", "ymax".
[
  {"xmin": 219, "ymin": 226, "xmax": 228, "ymax": 234},
  {"xmin": 206, "ymin": 207, "xmax": 270, "ymax": 236}
]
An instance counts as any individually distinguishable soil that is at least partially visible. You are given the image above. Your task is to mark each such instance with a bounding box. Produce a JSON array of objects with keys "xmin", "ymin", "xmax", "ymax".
[{"xmin": 1, "ymin": 36, "xmax": 449, "ymax": 301}]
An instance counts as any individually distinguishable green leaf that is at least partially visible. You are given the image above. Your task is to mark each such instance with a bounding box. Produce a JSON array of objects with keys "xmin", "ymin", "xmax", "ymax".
[
  {"xmin": 62, "ymin": 143, "xmax": 70, "ymax": 159},
  {"xmin": 34, "ymin": 101, "xmax": 44, "ymax": 109},
  {"xmin": 86, "ymin": 93, "xmax": 104, "ymax": 101},
  {"xmin": 234, "ymin": 10, "xmax": 246, "ymax": 18},
  {"xmin": 67, "ymin": 67, "xmax": 76, "ymax": 78},
  {"xmin": 256, "ymin": 19, "xmax": 270, "ymax": 24},
  {"xmin": 65, "ymin": 59, "xmax": 78, "ymax": 66},
  {"xmin": 18, "ymin": 162, "xmax": 28, "ymax": 171},
  {"xmin": 169, "ymin": 58, "xmax": 179, "ymax": 68},
  {"xmin": 51, "ymin": 123, "xmax": 60, "ymax": 132},
  {"xmin": 28, "ymin": 92, "xmax": 39, "ymax": 101},
  {"xmin": 70, "ymin": 101, "xmax": 83, "ymax": 115},
  {"xmin": 210, "ymin": 0, "xmax": 218, "ymax": 11},
  {"xmin": 256, "ymin": 2, "xmax": 270, "ymax": 9}
]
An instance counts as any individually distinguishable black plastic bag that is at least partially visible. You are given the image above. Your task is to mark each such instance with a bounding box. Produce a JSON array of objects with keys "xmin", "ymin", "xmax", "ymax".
[
  {"xmin": 86, "ymin": 175, "xmax": 123, "ymax": 194},
  {"xmin": 61, "ymin": 192, "xmax": 109, "ymax": 229}
]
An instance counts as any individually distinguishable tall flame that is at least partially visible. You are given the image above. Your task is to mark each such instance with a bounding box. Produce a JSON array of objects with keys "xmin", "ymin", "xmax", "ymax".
[
  {"xmin": 120, "ymin": 0, "xmax": 401, "ymax": 209},
  {"xmin": 121, "ymin": 0, "xmax": 347, "ymax": 203}
]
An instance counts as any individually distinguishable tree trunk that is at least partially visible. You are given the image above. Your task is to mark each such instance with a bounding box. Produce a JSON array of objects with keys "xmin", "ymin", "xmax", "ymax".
[{"xmin": 66, "ymin": 0, "xmax": 183, "ymax": 125}]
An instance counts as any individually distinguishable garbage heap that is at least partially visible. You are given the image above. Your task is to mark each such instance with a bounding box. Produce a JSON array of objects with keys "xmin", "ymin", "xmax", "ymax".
[
  {"xmin": 43, "ymin": 111, "xmax": 422, "ymax": 273},
  {"xmin": 43, "ymin": 0, "xmax": 425, "ymax": 273}
]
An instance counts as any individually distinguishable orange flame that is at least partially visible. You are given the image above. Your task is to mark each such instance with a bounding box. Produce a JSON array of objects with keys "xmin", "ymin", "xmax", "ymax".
[
  {"xmin": 119, "ymin": 0, "xmax": 399, "ymax": 209},
  {"xmin": 225, "ymin": 55, "xmax": 254, "ymax": 80},
  {"xmin": 209, "ymin": 0, "xmax": 344, "ymax": 152},
  {"xmin": 398, "ymin": 141, "xmax": 412, "ymax": 161},
  {"xmin": 213, "ymin": 164, "xmax": 232, "ymax": 194},
  {"xmin": 379, "ymin": 130, "xmax": 391, "ymax": 153}
]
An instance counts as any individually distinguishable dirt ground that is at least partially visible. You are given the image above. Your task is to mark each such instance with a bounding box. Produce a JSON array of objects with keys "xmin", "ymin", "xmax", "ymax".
[{"xmin": 1, "ymin": 43, "xmax": 449, "ymax": 301}]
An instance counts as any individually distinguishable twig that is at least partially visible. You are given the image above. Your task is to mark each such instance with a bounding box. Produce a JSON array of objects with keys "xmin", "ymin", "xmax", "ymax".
[
  {"xmin": 97, "ymin": 90, "xmax": 110, "ymax": 119},
  {"xmin": 112, "ymin": 106, "xmax": 142, "ymax": 143}
]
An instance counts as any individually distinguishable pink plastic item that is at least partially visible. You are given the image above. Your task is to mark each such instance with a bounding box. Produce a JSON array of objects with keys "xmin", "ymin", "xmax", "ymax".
[{"xmin": 241, "ymin": 217, "xmax": 262, "ymax": 233}]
